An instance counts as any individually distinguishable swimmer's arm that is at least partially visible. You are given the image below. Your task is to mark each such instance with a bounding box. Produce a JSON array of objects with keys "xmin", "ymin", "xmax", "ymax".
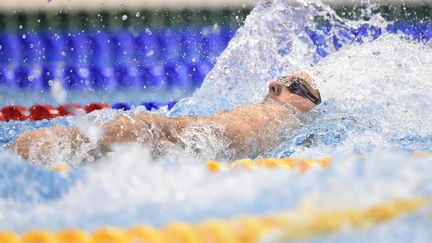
[
  {"xmin": 97, "ymin": 112, "xmax": 193, "ymax": 149},
  {"xmin": 11, "ymin": 109, "xmax": 242, "ymax": 161},
  {"xmin": 10, "ymin": 127, "xmax": 89, "ymax": 161},
  {"xmin": 10, "ymin": 112, "xmax": 169, "ymax": 161},
  {"xmin": 98, "ymin": 111, "xmax": 221, "ymax": 149}
]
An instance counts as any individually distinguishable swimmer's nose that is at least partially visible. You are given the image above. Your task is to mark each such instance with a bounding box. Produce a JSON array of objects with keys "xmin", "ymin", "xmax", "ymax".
[{"xmin": 269, "ymin": 81, "xmax": 283, "ymax": 96}]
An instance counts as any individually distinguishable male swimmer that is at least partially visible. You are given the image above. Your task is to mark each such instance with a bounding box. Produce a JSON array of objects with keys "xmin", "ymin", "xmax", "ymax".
[{"xmin": 11, "ymin": 71, "xmax": 321, "ymax": 164}]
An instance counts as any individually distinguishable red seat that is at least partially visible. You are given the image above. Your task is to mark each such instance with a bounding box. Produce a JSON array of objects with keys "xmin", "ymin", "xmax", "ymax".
[
  {"xmin": 57, "ymin": 104, "xmax": 85, "ymax": 116},
  {"xmin": 84, "ymin": 103, "xmax": 110, "ymax": 113},
  {"xmin": 0, "ymin": 112, "xmax": 6, "ymax": 122},
  {"xmin": 1, "ymin": 106, "xmax": 27, "ymax": 121},
  {"xmin": 28, "ymin": 105, "xmax": 60, "ymax": 121}
]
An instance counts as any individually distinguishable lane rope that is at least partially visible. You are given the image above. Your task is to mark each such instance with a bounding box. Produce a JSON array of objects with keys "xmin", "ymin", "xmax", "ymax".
[
  {"xmin": 0, "ymin": 197, "xmax": 427, "ymax": 243},
  {"xmin": 0, "ymin": 101, "xmax": 177, "ymax": 122},
  {"xmin": 49, "ymin": 152, "xmax": 432, "ymax": 173}
]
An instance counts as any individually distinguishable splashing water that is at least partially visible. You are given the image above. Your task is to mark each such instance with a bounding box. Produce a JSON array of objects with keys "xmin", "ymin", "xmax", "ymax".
[
  {"xmin": 1, "ymin": 0, "xmax": 432, "ymax": 241},
  {"xmin": 50, "ymin": 80, "xmax": 67, "ymax": 103},
  {"xmin": 266, "ymin": 34, "xmax": 432, "ymax": 158},
  {"xmin": 170, "ymin": 0, "xmax": 321, "ymax": 116}
]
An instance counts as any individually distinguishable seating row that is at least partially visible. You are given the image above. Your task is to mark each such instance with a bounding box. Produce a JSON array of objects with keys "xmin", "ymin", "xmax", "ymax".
[
  {"xmin": 0, "ymin": 62, "xmax": 212, "ymax": 90},
  {"xmin": 0, "ymin": 28, "xmax": 236, "ymax": 65},
  {"xmin": 0, "ymin": 22, "xmax": 430, "ymax": 89},
  {"xmin": 308, "ymin": 22, "xmax": 432, "ymax": 57},
  {"xmin": 1, "ymin": 21, "xmax": 429, "ymax": 66}
]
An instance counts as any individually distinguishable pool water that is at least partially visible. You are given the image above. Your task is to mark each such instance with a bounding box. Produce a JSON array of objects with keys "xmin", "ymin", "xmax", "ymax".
[{"xmin": 1, "ymin": 0, "xmax": 432, "ymax": 241}]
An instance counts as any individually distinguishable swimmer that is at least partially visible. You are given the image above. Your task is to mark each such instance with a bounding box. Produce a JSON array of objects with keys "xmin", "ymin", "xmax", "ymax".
[{"xmin": 10, "ymin": 71, "xmax": 321, "ymax": 163}]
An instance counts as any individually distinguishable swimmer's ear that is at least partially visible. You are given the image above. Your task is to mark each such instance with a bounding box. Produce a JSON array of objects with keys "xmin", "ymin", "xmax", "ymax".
[{"xmin": 269, "ymin": 82, "xmax": 282, "ymax": 96}]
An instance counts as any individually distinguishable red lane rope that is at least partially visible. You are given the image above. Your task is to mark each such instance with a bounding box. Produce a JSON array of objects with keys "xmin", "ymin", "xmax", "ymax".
[{"xmin": 0, "ymin": 103, "xmax": 109, "ymax": 122}]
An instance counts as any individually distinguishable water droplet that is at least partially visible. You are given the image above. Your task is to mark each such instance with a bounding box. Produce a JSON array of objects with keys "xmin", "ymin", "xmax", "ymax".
[
  {"xmin": 18, "ymin": 25, "xmax": 23, "ymax": 29},
  {"xmin": 122, "ymin": 15, "xmax": 128, "ymax": 21},
  {"xmin": 28, "ymin": 75, "xmax": 34, "ymax": 81},
  {"xmin": 22, "ymin": 34, "xmax": 26, "ymax": 39},
  {"xmin": 29, "ymin": 44, "xmax": 33, "ymax": 48},
  {"xmin": 79, "ymin": 67, "xmax": 89, "ymax": 77},
  {"xmin": 61, "ymin": 51, "xmax": 66, "ymax": 56},
  {"xmin": 136, "ymin": 12, "xmax": 140, "ymax": 18},
  {"xmin": 146, "ymin": 50, "xmax": 154, "ymax": 57}
]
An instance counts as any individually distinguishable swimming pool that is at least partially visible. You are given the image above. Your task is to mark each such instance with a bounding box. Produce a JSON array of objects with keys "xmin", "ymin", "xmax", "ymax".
[{"xmin": 1, "ymin": 0, "xmax": 432, "ymax": 242}]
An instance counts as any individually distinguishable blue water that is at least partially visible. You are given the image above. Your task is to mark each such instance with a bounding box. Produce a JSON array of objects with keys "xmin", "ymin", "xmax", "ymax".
[{"xmin": 1, "ymin": 0, "xmax": 432, "ymax": 242}]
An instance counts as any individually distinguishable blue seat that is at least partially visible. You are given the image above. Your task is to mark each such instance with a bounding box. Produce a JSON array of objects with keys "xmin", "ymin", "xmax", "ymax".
[
  {"xmin": 221, "ymin": 27, "xmax": 236, "ymax": 46},
  {"xmin": 305, "ymin": 27, "xmax": 328, "ymax": 57},
  {"xmin": 90, "ymin": 66, "xmax": 116, "ymax": 90},
  {"xmin": 393, "ymin": 21, "xmax": 415, "ymax": 37},
  {"xmin": 202, "ymin": 30, "xmax": 226, "ymax": 60},
  {"xmin": 386, "ymin": 23, "xmax": 398, "ymax": 34},
  {"xmin": 157, "ymin": 29, "xmax": 182, "ymax": 62},
  {"xmin": 166, "ymin": 101, "xmax": 177, "ymax": 110},
  {"xmin": 420, "ymin": 22, "xmax": 432, "ymax": 42},
  {"xmin": 41, "ymin": 32, "xmax": 67, "ymax": 63},
  {"xmin": 0, "ymin": 66, "xmax": 17, "ymax": 88},
  {"xmin": 20, "ymin": 33, "xmax": 44, "ymax": 64},
  {"xmin": 113, "ymin": 64, "xmax": 142, "ymax": 88},
  {"xmin": 316, "ymin": 24, "xmax": 332, "ymax": 35},
  {"xmin": 41, "ymin": 64, "xmax": 63, "ymax": 89},
  {"xmin": 15, "ymin": 65, "xmax": 43, "ymax": 89},
  {"xmin": 164, "ymin": 62, "xmax": 191, "ymax": 89},
  {"xmin": 351, "ymin": 24, "xmax": 369, "ymax": 43},
  {"xmin": 64, "ymin": 33, "xmax": 90, "ymax": 65},
  {"xmin": 88, "ymin": 32, "xmax": 112, "ymax": 66},
  {"xmin": 141, "ymin": 101, "xmax": 163, "ymax": 111},
  {"xmin": 111, "ymin": 31, "xmax": 135, "ymax": 65},
  {"xmin": 332, "ymin": 26, "xmax": 355, "ymax": 50},
  {"xmin": 0, "ymin": 33, "xmax": 20, "ymax": 65},
  {"xmin": 112, "ymin": 102, "xmax": 133, "ymax": 111},
  {"xmin": 188, "ymin": 61, "xmax": 212, "ymax": 87},
  {"xmin": 134, "ymin": 32, "xmax": 160, "ymax": 64},
  {"xmin": 368, "ymin": 25, "xmax": 382, "ymax": 40},
  {"xmin": 139, "ymin": 64, "xmax": 166, "ymax": 89},
  {"xmin": 63, "ymin": 65, "xmax": 90, "ymax": 89},
  {"xmin": 389, "ymin": 22, "xmax": 421, "ymax": 40},
  {"xmin": 180, "ymin": 28, "xmax": 204, "ymax": 63}
]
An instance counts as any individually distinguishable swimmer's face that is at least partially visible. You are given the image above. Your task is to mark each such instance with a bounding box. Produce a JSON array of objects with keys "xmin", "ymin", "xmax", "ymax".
[{"xmin": 267, "ymin": 71, "xmax": 321, "ymax": 112}]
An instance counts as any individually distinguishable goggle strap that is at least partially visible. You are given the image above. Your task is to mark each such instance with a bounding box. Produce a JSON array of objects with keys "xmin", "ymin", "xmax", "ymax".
[{"xmin": 304, "ymin": 92, "xmax": 321, "ymax": 105}]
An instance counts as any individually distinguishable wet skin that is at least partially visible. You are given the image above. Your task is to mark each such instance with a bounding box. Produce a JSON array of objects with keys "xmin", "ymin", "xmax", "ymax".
[{"xmin": 11, "ymin": 71, "xmax": 321, "ymax": 163}]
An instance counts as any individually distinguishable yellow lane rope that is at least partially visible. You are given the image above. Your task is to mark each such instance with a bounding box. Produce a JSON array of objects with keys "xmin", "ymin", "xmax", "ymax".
[
  {"xmin": 206, "ymin": 157, "xmax": 332, "ymax": 173},
  {"xmin": 206, "ymin": 151, "xmax": 432, "ymax": 173},
  {"xmin": 0, "ymin": 197, "xmax": 428, "ymax": 243},
  {"xmin": 49, "ymin": 151, "xmax": 432, "ymax": 173}
]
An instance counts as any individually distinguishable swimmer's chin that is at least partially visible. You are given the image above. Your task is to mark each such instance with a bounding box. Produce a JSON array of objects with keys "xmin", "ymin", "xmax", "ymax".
[{"xmin": 263, "ymin": 95, "xmax": 312, "ymax": 112}]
